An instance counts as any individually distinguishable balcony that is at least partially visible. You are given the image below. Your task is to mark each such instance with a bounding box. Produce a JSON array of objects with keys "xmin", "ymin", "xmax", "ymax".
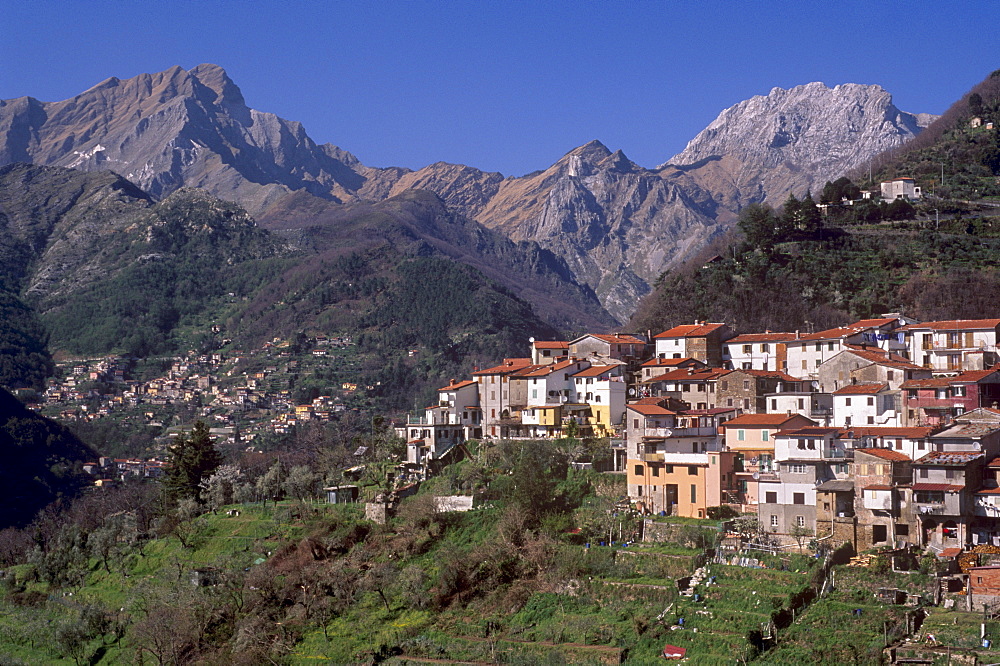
[{"xmin": 642, "ymin": 452, "xmax": 664, "ymax": 463}]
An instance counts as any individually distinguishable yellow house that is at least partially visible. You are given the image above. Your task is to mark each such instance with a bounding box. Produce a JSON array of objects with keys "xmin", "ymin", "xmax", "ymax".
[{"xmin": 722, "ymin": 413, "xmax": 816, "ymax": 506}]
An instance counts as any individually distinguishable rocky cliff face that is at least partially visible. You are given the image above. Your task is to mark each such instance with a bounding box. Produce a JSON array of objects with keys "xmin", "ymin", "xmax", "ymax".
[
  {"xmin": 666, "ymin": 82, "xmax": 936, "ymax": 207},
  {"xmin": 0, "ymin": 67, "xmax": 931, "ymax": 324}
]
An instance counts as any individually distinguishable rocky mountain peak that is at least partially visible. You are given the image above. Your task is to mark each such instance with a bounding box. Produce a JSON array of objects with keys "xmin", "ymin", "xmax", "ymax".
[{"xmin": 665, "ymin": 81, "xmax": 935, "ymax": 205}]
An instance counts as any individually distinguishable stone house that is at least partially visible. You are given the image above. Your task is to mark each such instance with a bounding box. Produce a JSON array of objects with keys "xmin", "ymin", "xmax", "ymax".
[
  {"xmin": 653, "ymin": 322, "xmax": 735, "ymax": 367},
  {"xmin": 852, "ymin": 448, "xmax": 915, "ymax": 551},
  {"xmin": 718, "ymin": 369, "xmax": 807, "ymax": 414}
]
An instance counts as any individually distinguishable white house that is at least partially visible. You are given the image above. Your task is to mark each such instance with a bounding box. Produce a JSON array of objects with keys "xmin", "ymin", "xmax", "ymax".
[{"xmin": 832, "ymin": 383, "xmax": 900, "ymax": 428}]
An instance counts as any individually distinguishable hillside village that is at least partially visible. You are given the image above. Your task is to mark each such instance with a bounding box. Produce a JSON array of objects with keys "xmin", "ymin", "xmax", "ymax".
[{"xmin": 400, "ymin": 316, "xmax": 1000, "ymax": 567}]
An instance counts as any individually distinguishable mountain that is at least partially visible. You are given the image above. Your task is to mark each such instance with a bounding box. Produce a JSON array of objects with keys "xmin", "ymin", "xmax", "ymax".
[
  {"xmin": 0, "ymin": 387, "xmax": 96, "ymax": 528},
  {"xmin": 0, "ymin": 65, "xmax": 933, "ymax": 322},
  {"xmin": 666, "ymin": 82, "xmax": 936, "ymax": 208}
]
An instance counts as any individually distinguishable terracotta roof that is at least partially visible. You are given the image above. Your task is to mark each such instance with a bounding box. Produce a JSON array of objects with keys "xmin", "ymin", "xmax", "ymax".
[
  {"xmin": 727, "ymin": 332, "xmax": 797, "ymax": 343},
  {"xmin": 848, "ymin": 318, "xmax": 900, "ymax": 328},
  {"xmin": 728, "ymin": 369, "xmax": 802, "ymax": 381},
  {"xmin": 899, "ymin": 319, "xmax": 1000, "ymax": 331},
  {"xmin": 643, "ymin": 367, "xmax": 730, "ymax": 383},
  {"xmin": 627, "ymin": 404, "xmax": 677, "ymax": 416},
  {"xmin": 902, "ymin": 368, "xmax": 1000, "ymax": 388},
  {"xmin": 989, "ymin": 457, "xmax": 1000, "ymax": 468},
  {"xmin": 439, "ymin": 379, "xmax": 477, "ymax": 391},
  {"xmin": 572, "ymin": 365, "xmax": 618, "ymax": 378},
  {"xmin": 472, "ymin": 358, "xmax": 532, "ymax": 375},
  {"xmin": 533, "ymin": 340, "xmax": 568, "ymax": 349},
  {"xmin": 940, "ymin": 547, "xmax": 964, "ymax": 558},
  {"xmin": 583, "ymin": 333, "xmax": 646, "ymax": 345},
  {"xmin": 839, "ymin": 427, "xmax": 935, "ymax": 439},
  {"xmin": 519, "ymin": 359, "xmax": 586, "ymax": 378},
  {"xmin": 912, "ymin": 483, "xmax": 966, "ymax": 492},
  {"xmin": 632, "ymin": 397, "xmax": 672, "ymax": 406},
  {"xmin": 791, "ymin": 326, "xmax": 869, "ymax": 342},
  {"xmin": 723, "ymin": 413, "xmax": 814, "ymax": 427},
  {"xmin": 976, "ymin": 486, "xmax": 1000, "ymax": 495},
  {"xmin": 914, "ymin": 451, "xmax": 984, "ymax": 466},
  {"xmin": 834, "ymin": 383, "xmax": 888, "ymax": 395},
  {"xmin": 775, "ymin": 426, "xmax": 840, "ymax": 437},
  {"xmin": 855, "ymin": 448, "xmax": 911, "ymax": 462},
  {"xmin": 641, "ymin": 357, "xmax": 704, "ymax": 368},
  {"xmin": 654, "ymin": 323, "xmax": 728, "ymax": 338},
  {"xmin": 840, "ymin": 346, "xmax": 922, "ymax": 368},
  {"xmin": 863, "ymin": 484, "xmax": 894, "ymax": 491}
]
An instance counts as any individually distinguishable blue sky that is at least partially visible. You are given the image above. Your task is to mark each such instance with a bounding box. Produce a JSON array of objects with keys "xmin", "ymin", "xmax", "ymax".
[{"xmin": 1, "ymin": 1, "xmax": 997, "ymax": 176}]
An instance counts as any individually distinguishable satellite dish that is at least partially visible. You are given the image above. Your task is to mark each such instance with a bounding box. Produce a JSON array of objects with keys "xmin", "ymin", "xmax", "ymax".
[
  {"xmin": 529, "ymin": 337, "xmax": 535, "ymax": 343},
  {"xmin": 628, "ymin": 388, "xmax": 637, "ymax": 397},
  {"xmin": 752, "ymin": 472, "xmax": 760, "ymax": 480}
]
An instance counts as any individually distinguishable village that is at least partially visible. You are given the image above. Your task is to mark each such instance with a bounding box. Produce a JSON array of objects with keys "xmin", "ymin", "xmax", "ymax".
[{"xmin": 398, "ymin": 314, "xmax": 1000, "ymax": 590}]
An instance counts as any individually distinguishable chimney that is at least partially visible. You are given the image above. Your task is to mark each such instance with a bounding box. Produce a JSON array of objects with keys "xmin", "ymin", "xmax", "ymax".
[
  {"xmin": 688, "ymin": 367, "xmax": 695, "ymax": 375},
  {"xmin": 795, "ymin": 330, "xmax": 800, "ymax": 340}
]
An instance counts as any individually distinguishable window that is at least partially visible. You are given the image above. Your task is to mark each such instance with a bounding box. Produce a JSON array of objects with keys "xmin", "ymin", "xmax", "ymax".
[
  {"xmin": 771, "ymin": 515, "xmax": 779, "ymax": 527},
  {"xmin": 793, "ymin": 493, "xmax": 805, "ymax": 505},
  {"xmin": 743, "ymin": 380, "xmax": 750, "ymax": 390},
  {"xmin": 919, "ymin": 468, "xmax": 928, "ymax": 478},
  {"xmin": 828, "ymin": 342, "xmax": 835, "ymax": 351},
  {"xmin": 665, "ymin": 465, "xmax": 674, "ymax": 473},
  {"xmin": 652, "ymin": 466, "xmax": 659, "ymax": 477},
  {"xmin": 634, "ymin": 465, "xmax": 643, "ymax": 475},
  {"xmin": 633, "ymin": 419, "xmax": 639, "ymax": 429},
  {"xmin": 765, "ymin": 491, "xmax": 778, "ymax": 503},
  {"xmin": 743, "ymin": 344, "xmax": 752, "ymax": 354},
  {"xmin": 798, "ymin": 398, "xmax": 804, "ymax": 410},
  {"xmin": 801, "ymin": 359, "xmax": 808, "ymax": 370},
  {"xmin": 737, "ymin": 429, "xmax": 745, "ymax": 441},
  {"xmin": 918, "ymin": 440, "xmax": 925, "ymax": 451},
  {"xmin": 798, "ymin": 438, "xmax": 806, "ymax": 450},
  {"xmin": 688, "ymin": 466, "xmax": 698, "ymax": 475},
  {"xmin": 727, "ymin": 398, "xmax": 734, "ymax": 407},
  {"xmin": 867, "ymin": 397, "xmax": 874, "ymax": 406},
  {"xmin": 815, "ymin": 359, "xmax": 822, "ymax": 368},
  {"xmin": 788, "ymin": 464, "xmax": 807, "ymax": 474},
  {"xmin": 887, "ymin": 370, "xmax": 894, "ymax": 381},
  {"xmin": 845, "ymin": 398, "xmax": 851, "ymax": 406},
  {"xmin": 720, "ymin": 380, "xmax": 728, "ymax": 390},
  {"xmin": 762, "ymin": 430, "xmax": 769, "ymax": 441},
  {"xmin": 953, "ymin": 385, "xmax": 966, "ymax": 397},
  {"xmin": 690, "ymin": 484, "xmax": 697, "ymax": 503},
  {"xmin": 742, "ymin": 362, "xmax": 752, "ymax": 369},
  {"xmin": 867, "ymin": 416, "xmax": 874, "ymax": 424},
  {"xmin": 761, "ymin": 343, "xmax": 770, "ymax": 353},
  {"xmin": 815, "ymin": 343, "xmax": 822, "ymax": 352},
  {"xmin": 796, "ymin": 516, "xmax": 806, "ymax": 527},
  {"xmin": 772, "ymin": 399, "xmax": 778, "ymax": 410}
]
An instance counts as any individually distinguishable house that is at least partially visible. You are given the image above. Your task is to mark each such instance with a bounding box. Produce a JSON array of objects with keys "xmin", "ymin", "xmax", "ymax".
[
  {"xmin": 817, "ymin": 347, "xmax": 929, "ymax": 393},
  {"xmin": 567, "ymin": 334, "xmax": 647, "ymax": 363},
  {"xmin": 516, "ymin": 358, "xmax": 593, "ymax": 438},
  {"xmin": 851, "ymin": 448, "xmax": 914, "ymax": 550},
  {"xmin": 783, "ymin": 326, "xmax": 873, "ymax": 381},
  {"xmin": 473, "ymin": 358, "xmax": 533, "ymax": 437},
  {"xmin": 718, "ymin": 369, "xmax": 806, "ymax": 414},
  {"xmin": 911, "ymin": 450, "xmax": 984, "ymax": 549},
  {"xmin": 722, "ymin": 413, "xmax": 816, "ymax": 507},
  {"xmin": 761, "ymin": 426, "xmax": 851, "ymax": 538},
  {"xmin": 637, "ymin": 357, "xmax": 706, "ymax": 382},
  {"xmin": 832, "ymin": 383, "xmax": 901, "ymax": 428},
  {"xmin": 531, "ymin": 340, "xmax": 569, "ymax": 365},
  {"xmin": 880, "ymin": 177, "xmax": 922, "ymax": 201},
  {"xmin": 973, "ymin": 456, "xmax": 1000, "ymax": 546},
  {"xmin": 723, "ymin": 332, "xmax": 797, "ymax": 371},
  {"xmin": 626, "ymin": 401, "xmax": 738, "ymax": 517},
  {"xmin": 653, "ymin": 322, "xmax": 735, "ymax": 367},
  {"xmin": 568, "ymin": 364, "xmax": 627, "ymax": 437},
  {"xmin": 901, "ymin": 368, "xmax": 1000, "ymax": 426},
  {"xmin": 835, "ymin": 426, "xmax": 937, "ymax": 461},
  {"xmin": 900, "ymin": 319, "xmax": 1000, "ymax": 372},
  {"xmin": 639, "ymin": 366, "xmax": 730, "ymax": 409}
]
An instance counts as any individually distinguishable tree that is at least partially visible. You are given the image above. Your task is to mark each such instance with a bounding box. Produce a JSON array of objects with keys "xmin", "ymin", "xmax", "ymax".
[
  {"xmin": 790, "ymin": 524, "xmax": 814, "ymax": 552},
  {"xmin": 283, "ymin": 465, "xmax": 318, "ymax": 503},
  {"xmin": 163, "ymin": 421, "xmax": 223, "ymax": 504},
  {"xmin": 738, "ymin": 203, "xmax": 781, "ymax": 250}
]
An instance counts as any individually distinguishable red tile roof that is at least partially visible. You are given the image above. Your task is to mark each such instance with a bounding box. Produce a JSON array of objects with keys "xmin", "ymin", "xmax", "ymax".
[
  {"xmin": 439, "ymin": 379, "xmax": 477, "ymax": 391},
  {"xmin": 572, "ymin": 365, "xmax": 619, "ymax": 378},
  {"xmin": 641, "ymin": 357, "xmax": 704, "ymax": 368},
  {"xmin": 724, "ymin": 413, "xmax": 815, "ymax": 427},
  {"xmin": 855, "ymin": 448, "xmax": 912, "ymax": 461},
  {"xmin": 902, "ymin": 368, "xmax": 1000, "ymax": 388},
  {"xmin": 863, "ymin": 484, "xmax": 894, "ymax": 491},
  {"xmin": 912, "ymin": 483, "xmax": 966, "ymax": 492},
  {"xmin": 728, "ymin": 369, "xmax": 802, "ymax": 382},
  {"xmin": 727, "ymin": 332, "xmax": 798, "ymax": 343},
  {"xmin": 839, "ymin": 427, "xmax": 935, "ymax": 439},
  {"xmin": 833, "ymin": 383, "xmax": 889, "ymax": 395},
  {"xmin": 840, "ymin": 346, "xmax": 923, "ymax": 368},
  {"xmin": 627, "ymin": 404, "xmax": 677, "ymax": 416},
  {"xmin": 849, "ymin": 318, "xmax": 900, "ymax": 328},
  {"xmin": 940, "ymin": 547, "xmax": 964, "ymax": 558},
  {"xmin": 791, "ymin": 326, "xmax": 869, "ymax": 342},
  {"xmin": 533, "ymin": 340, "xmax": 568, "ymax": 349},
  {"xmin": 584, "ymin": 333, "xmax": 646, "ymax": 345},
  {"xmin": 655, "ymin": 323, "xmax": 728, "ymax": 338},
  {"xmin": 643, "ymin": 368, "xmax": 730, "ymax": 383},
  {"xmin": 914, "ymin": 451, "xmax": 984, "ymax": 466},
  {"xmin": 472, "ymin": 358, "xmax": 532, "ymax": 375},
  {"xmin": 775, "ymin": 426, "xmax": 840, "ymax": 437},
  {"xmin": 900, "ymin": 319, "xmax": 1000, "ymax": 331}
]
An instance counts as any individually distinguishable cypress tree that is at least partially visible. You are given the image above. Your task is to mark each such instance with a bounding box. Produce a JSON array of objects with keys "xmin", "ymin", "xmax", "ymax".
[{"xmin": 163, "ymin": 421, "xmax": 223, "ymax": 503}]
